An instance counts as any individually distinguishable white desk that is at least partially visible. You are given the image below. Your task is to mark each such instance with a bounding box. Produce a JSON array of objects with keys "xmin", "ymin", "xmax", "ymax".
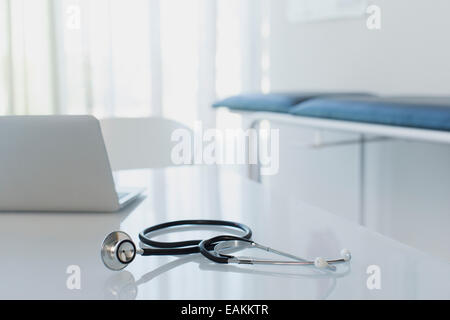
[{"xmin": 1, "ymin": 166, "xmax": 449, "ymax": 299}]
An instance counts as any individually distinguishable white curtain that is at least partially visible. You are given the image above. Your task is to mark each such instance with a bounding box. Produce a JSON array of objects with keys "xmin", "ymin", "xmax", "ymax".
[{"xmin": 0, "ymin": 0, "xmax": 270, "ymax": 127}]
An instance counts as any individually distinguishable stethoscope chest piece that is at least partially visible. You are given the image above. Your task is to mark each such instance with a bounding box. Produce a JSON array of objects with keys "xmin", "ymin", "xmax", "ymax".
[{"xmin": 101, "ymin": 231, "xmax": 137, "ymax": 271}]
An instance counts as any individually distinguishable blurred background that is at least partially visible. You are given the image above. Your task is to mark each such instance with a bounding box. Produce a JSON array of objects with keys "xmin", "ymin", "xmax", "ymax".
[
  {"xmin": 0, "ymin": 0, "xmax": 273, "ymax": 127},
  {"xmin": 2, "ymin": 0, "xmax": 450, "ymax": 125},
  {"xmin": 1, "ymin": 0, "xmax": 450, "ymax": 260}
]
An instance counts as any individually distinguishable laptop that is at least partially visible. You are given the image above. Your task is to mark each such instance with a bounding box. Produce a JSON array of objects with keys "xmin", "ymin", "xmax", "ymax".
[{"xmin": 0, "ymin": 115, "xmax": 143, "ymax": 212}]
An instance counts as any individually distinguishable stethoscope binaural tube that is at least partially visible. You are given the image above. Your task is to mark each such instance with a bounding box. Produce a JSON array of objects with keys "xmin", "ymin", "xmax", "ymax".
[{"xmin": 199, "ymin": 235, "xmax": 352, "ymax": 271}]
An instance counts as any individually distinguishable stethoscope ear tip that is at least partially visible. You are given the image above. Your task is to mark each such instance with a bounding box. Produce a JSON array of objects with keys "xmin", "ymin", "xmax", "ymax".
[
  {"xmin": 340, "ymin": 248, "xmax": 352, "ymax": 262},
  {"xmin": 101, "ymin": 231, "xmax": 136, "ymax": 271},
  {"xmin": 314, "ymin": 248, "xmax": 352, "ymax": 271},
  {"xmin": 314, "ymin": 257, "xmax": 333, "ymax": 270}
]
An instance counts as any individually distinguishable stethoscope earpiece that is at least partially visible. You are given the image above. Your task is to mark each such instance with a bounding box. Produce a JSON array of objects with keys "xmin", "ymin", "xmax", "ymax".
[
  {"xmin": 101, "ymin": 231, "xmax": 138, "ymax": 271},
  {"xmin": 340, "ymin": 248, "xmax": 352, "ymax": 261},
  {"xmin": 314, "ymin": 257, "xmax": 330, "ymax": 269}
]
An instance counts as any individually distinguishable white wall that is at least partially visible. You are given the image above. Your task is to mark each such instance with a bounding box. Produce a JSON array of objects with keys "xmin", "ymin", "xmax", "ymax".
[
  {"xmin": 269, "ymin": 0, "xmax": 450, "ymax": 95},
  {"xmin": 263, "ymin": 0, "xmax": 450, "ymax": 260}
]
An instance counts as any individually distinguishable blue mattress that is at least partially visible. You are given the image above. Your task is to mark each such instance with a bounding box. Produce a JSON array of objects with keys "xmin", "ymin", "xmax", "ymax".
[
  {"xmin": 289, "ymin": 96, "xmax": 450, "ymax": 131},
  {"xmin": 212, "ymin": 92, "xmax": 372, "ymax": 113}
]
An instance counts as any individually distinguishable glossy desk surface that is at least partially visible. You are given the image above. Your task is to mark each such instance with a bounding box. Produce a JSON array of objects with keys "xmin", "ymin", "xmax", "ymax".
[{"xmin": 1, "ymin": 166, "xmax": 449, "ymax": 299}]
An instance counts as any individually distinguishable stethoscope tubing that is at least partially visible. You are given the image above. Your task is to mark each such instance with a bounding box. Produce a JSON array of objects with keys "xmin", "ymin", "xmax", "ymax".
[
  {"xmin": 199, "ymin": 235, "xmax": 251, "ymax": 263},
  {"xmin": 138, "ymin": 219, "xmax": 252, "ymax": 256}
]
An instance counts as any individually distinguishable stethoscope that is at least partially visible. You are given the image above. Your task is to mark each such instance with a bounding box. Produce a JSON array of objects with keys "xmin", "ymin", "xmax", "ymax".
[{"xmin": 101, "ymin": 219, "xmax": 352, "ymax": 271}]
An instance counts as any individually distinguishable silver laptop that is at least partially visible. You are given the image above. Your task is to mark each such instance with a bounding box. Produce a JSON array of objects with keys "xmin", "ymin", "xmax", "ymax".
[{"xmin": 0, "ymin": 115, "xmax": 143, "ymax": 212}]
